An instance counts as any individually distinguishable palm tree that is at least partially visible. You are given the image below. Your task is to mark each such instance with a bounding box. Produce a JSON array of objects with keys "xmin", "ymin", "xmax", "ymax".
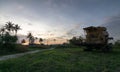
[
  {"xmin": 39, "ymin": 38, "xmax": 43, "ymax": 44},
  {"xmin": 21, "ymin": 39, "xmax": 26, "ymax": 44},
  {"xmin": 27, "ymin": 33, "xmax": 34, "ymax": 45},
  {"xmin": 5, "ymin": 21, "xmax": 14, "ymax": 33},
  {"xmin": 14, "ymin": 24, "xmax": 21, "ymax": 36}
]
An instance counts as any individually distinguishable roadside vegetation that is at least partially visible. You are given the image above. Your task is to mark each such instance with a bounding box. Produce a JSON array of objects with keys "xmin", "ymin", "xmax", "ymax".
[
  {"xmin": 0, "ymin": 22, "xmax": 48, "ymax": 56},
  {"xmin": 0, "ymin": 22, "xmax": 22, "ymax": 56},
  {"xmin": 0, "ymin": 44, "xmax": 120, "ymax": 72}
]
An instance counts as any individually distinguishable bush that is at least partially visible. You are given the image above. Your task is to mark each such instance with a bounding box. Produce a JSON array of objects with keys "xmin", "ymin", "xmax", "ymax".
[
  {"xmin": 29, "ymin": 44, "xmax": 50, "ymax": 49},
  {"xmin": 69, "ymin": 36, "xmax": 83, "ymax": 45},
  {"xmin": 0, "ymin": 32, "xmax": 18, "ymax": 51},
  {"xmin": 15, "ymin": 44, "xmax": 28, "ymax": 52}
]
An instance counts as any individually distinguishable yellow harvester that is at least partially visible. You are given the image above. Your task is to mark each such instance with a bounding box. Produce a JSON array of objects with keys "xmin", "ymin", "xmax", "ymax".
[{"xmin": 82, "ymin": 26, "xmax": 113, "ymax": 52}]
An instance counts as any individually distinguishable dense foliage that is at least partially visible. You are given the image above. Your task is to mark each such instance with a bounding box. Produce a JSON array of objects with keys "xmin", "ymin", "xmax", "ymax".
[
  {"xmin": 0, "ymin": 22, "xmax": 20, "ymax": 51},
  {"xmin": 0, "ymin": 32, "xmax": 18, "ymax": 50},
  {"xmin": 69, "ymin": 36, "xmax": 83, "ymax": 45}
]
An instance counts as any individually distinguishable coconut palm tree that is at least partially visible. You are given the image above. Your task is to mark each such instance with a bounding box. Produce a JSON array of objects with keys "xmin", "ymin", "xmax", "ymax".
[
  {"xmin": 5, "ymin": 21, "xmax": 14, "ymax": 33},
  {"xmin": 27, "ymin": 33, "xmax": 34, "ymax": 45},
  {"xmin": 39, "ymin": 38, "xmax": 43, "ymax": 44},
  {"xmin": 14, "ymin": 24, "xmax": 21, "ymax": 36}
]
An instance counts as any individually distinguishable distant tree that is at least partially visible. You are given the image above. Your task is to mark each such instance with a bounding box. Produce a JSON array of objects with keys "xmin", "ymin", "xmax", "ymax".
[
  {"xmin": 35, "ymin": 37, "xmax": 38, "ymax": 40},
  {"xmin": 69, "ymin": 37, "xmax": 77, "ymax": 44},
  {"xmin": 39, "ymin": 38, "xmax": 43, "ymax": 44},
  {"xmin": 14, "ymin": 24, "xmax": 21, "ymax": 36},
  {"xmin": 69, "ymin": 36, "xmax": 83, "ymax": 45},
  {"xmin": 27, "ymin": 33, "xmax": 34, "ymax": 45},
  {"xmin": 21, "ymin": 39, "xmax": 26, "ymax": 43},
  {"xmin": 31, "ymin": 37, "xmax": 35, "ymax": 44}
]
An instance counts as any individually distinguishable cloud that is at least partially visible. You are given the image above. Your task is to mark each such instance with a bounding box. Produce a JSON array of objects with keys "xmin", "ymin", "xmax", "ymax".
[
  {"xmin": 28, "ymin": 23, "xmax": 33, "ymax": 26},
  {"xmin": 65, "ymin": 23, "xmax": 84, "ymax": 38},
  {"xmin": 102, "ymin": 14, "xmax": 120, "ymax": 40},
  {"xmin": 0, "ymin": 25, "xmax": 3, "ymax": 28},
  {"xmin": 66, "ymin": 29, "xmax": 77, "ymax": 36},
  {"xmin": 102, "ymin": 14, "xmax": 120, "ymax": 27},
  {"xmin": 17, "ymin": 5, "xmax": 24, "ymax": 10}
]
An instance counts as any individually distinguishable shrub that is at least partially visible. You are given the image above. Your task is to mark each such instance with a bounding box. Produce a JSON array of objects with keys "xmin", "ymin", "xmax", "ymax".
[
  {"xmin": 15, "ymin": 44, "xmax": 28, "ymax": 52},
  {"xmin": 0, "ymin": 32, "xmax": 18, "ymax": 51}
]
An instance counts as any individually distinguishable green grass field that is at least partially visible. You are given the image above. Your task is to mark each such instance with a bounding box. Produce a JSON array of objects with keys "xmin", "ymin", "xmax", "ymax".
[
  {"xmin": 0, "ymin": 45, "xmax": 49, "ymax": 56},
  {"xmin": 0, "ymin": 45, "xmax": 120, "ymax": 72}
]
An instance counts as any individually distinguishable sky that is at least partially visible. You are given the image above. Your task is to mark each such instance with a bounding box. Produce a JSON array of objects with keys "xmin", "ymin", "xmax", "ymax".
[{"xmin": 0, "ymin": 0, "xmax": 120, "ymax": 41}]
